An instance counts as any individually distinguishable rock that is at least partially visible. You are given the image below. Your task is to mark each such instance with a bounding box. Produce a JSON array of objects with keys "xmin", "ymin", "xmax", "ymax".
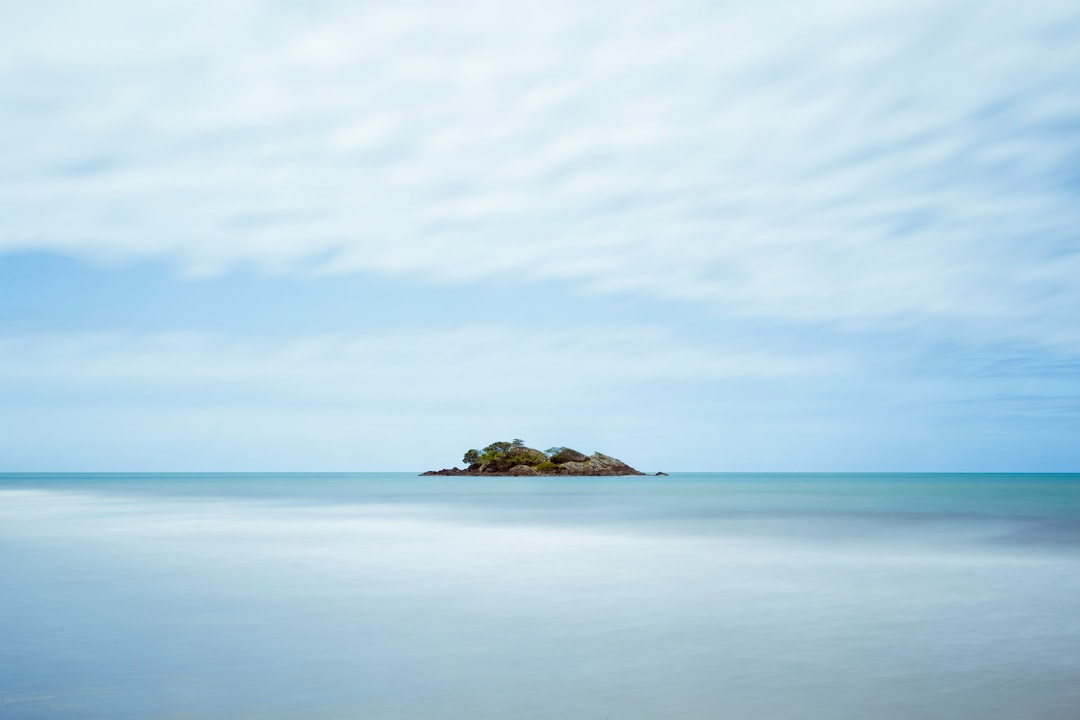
[
  {"xmin": 587, "ymin": 453, "xmax": 646, "ymax": 476},
  {"xmin": 507, "ymin": 464, "xmax": 537, "ymax": 476},
  {"xmin": 655, "ymin": 471, "xmax": 669, "ymax": 476}
]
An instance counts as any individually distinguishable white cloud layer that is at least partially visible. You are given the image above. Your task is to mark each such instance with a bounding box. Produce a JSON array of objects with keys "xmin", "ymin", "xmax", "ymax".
[
  {"xmin": 2, "ymin": 0, "xmax": 1079, "ymax": 348},
  {"xmin": 0, "ymin": 329, "xmax": 864, "ymax": 470},
  {"xmin": 0, "ymin": 327, "xmax": 844, "ymax": 407}
]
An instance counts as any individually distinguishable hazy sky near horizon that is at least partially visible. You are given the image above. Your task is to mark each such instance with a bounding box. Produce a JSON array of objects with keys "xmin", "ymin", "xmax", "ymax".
[{"xmin": 1, "ymin": 0, "xmax": 1079, "ymax": 471}]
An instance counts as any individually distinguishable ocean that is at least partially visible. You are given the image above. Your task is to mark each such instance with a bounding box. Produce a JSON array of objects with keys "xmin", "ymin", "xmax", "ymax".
[{"xmin": 1, "ymin": 472, "xmax": 1078, "ymax": 719}]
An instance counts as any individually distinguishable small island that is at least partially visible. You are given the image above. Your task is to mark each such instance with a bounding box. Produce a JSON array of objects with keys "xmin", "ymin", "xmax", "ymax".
[{"xmin": 421, "ymin": 439, "xmax": 654, "ymax": 476}]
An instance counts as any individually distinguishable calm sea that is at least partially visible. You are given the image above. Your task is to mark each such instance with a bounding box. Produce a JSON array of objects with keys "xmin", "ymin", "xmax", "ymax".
[{"xmin": 1, "ymin": 472, "xmax": 1078, "ymax": 719}]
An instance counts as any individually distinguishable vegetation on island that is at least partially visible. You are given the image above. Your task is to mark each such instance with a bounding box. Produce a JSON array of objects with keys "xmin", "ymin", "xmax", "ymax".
[{"xmin": 421, "ymin": 439, "xmax": 652, "ymax": 476}]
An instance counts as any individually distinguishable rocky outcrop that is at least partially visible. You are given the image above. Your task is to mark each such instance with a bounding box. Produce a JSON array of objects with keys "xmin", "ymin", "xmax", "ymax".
[
  {"xmin": 556, "ymin": 453, "xmax": 643, "ymax": 476},
  {"xmin": 421, "ymin": 441, "xmax": 647, "ymax": 476},
  {"xmin": 421, "ymin": 467, "xmax": 471, "ymax": 476}
]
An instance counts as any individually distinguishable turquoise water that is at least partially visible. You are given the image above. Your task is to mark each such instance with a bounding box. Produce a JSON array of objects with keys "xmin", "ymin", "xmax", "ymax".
[{"xmin": 2, "ymin": 473, "xmax": 1079, "ymax": 719}]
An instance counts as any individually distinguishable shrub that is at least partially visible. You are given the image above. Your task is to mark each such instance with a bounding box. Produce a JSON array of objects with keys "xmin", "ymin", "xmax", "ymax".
[
  {"xmin": 506, "ymin": 448, "xmax": 546, "ymax": 466},
  {"xmin": 549, "ymin": 447, "xmax": 588, "ymax": 464}
]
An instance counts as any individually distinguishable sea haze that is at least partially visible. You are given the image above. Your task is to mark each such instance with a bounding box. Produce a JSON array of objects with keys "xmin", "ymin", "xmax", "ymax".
[{"xmin": 1, "ymin": 473, "xmax": 1078, "ymax": 719}]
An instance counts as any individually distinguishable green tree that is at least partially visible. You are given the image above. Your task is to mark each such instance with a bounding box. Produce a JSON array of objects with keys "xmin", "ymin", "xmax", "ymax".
[
  {"xmin": 480, "ymin": 441, "xmax": 513, "ymax": 465},
  {"xmin": 463, "ymin": 448, "xmax": 480, "ymax": 465}
]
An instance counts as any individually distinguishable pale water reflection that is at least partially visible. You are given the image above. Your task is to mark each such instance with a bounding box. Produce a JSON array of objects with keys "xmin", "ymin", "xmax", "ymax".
[{"xmin": 1, "ymin": 473, "xmax": 1078, "ymax": 719}]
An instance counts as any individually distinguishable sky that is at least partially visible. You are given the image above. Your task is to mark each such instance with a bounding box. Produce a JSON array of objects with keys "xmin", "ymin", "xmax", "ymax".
[{"xmin": 1, "ymin": 0, "xmax": 1078, "ymax": 472}]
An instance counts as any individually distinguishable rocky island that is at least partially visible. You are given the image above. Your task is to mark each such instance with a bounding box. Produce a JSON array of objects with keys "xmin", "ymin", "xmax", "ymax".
[{"xmin": 421, "ymin": 439, "xmax": 652, "ymax": 476}]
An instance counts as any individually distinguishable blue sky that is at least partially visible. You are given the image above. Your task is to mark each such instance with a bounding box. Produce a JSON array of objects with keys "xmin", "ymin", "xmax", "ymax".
[{"xmin": 1, "ymin": 0, "xmax": 1078, "ymax": 471}]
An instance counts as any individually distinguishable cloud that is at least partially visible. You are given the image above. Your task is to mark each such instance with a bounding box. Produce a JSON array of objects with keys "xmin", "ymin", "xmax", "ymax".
[
  {"xmin": 1, "ymin": 325, "xmax": 1076, "ymax": 470},
  {"xmin": 0, "ymin": 326, "xmax": 862, "ymax": 470},
  {"xmin": 0, "ymin": 327, "xmax": 846, "ymax": 409},
  {"xmin": 1, "ymin": 0, "xmax": 1078, "ymax": 355}
]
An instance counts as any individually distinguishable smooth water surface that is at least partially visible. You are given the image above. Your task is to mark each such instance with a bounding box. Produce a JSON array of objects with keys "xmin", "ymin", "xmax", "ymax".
[{"xmin": 2, "ymin": 473, "xmax": 1079, "ymax": 719}]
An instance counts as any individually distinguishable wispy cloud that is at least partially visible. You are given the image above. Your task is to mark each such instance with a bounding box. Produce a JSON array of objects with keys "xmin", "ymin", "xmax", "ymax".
[
  {"xmin": 2, "ymin": 327, "xmax": 1074, "ymax": 470},
  {"xmin": 2, "ymin": 0, "xmax": 1078, "ymax": 349},
  {"xmin": 0, "ymin": 327, "xmax": 846, "ymax": 408},
  {"xmin": 0, "ymin": 328, "xmax": 858, "ymax": 470}
]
